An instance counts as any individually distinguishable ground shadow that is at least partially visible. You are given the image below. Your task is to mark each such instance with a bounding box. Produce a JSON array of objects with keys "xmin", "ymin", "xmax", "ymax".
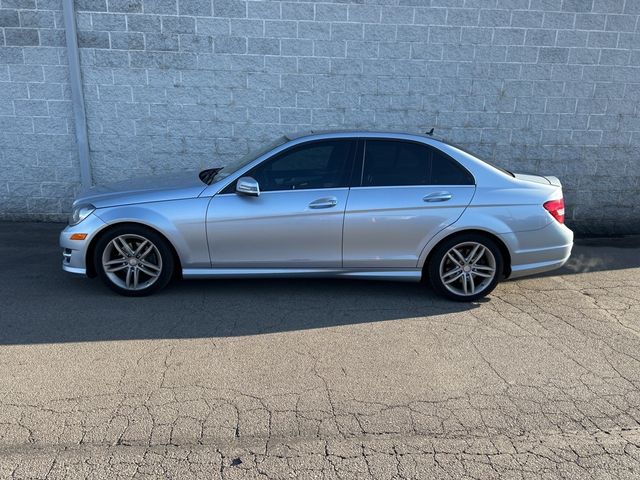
[
  {"xmin": 0, "ymin": 222, "xmax": 637, "ymax": 345},
  {"xmin": 0, "ymin": 223, "xmax": 480, "ymax": 345}
]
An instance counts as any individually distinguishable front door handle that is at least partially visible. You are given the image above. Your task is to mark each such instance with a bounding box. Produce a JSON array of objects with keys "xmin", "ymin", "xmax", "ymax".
[
  {"xmin": 423, "ymin": 192, "xmax": 452, "ymax": 202},
  {"xmin": 309, "ymin": 197, "xmax": 338, "ymax": 209}
]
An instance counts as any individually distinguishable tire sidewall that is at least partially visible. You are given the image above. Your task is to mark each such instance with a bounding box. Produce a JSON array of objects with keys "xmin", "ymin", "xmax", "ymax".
[
  {"xmin": 94, "ymin": 225, "xmax": 174, "ymax": 297},
  {"xmin": 428, "ymin": 234, "xmax": 503, "ymax": 302}
]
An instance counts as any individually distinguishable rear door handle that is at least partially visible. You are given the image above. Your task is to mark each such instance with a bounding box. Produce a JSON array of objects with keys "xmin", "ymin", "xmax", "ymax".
[
  {"xmin": 309, "ymin": 197, "xmax": 338, "ymax": 209},
  {"xmin": 423, "ymin": 192, "xmax": 452, "ymax": 202}
]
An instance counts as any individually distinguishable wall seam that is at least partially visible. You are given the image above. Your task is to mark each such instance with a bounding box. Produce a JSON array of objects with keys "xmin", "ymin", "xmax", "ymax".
[{"xmin": 62, "ymin": 0, "xmax": 92, "ymax": 190}]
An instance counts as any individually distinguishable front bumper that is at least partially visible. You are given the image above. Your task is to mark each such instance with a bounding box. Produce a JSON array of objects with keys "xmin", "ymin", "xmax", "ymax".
[{"xmin": 60, "ymin": 213, "xmax": 107, "ymax": 275}]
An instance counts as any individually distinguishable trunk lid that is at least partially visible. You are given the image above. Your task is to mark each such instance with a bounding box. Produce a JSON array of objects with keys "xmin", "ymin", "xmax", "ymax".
[{"xmin": 513, "ymin": 173, "xmax": 562, "ymax": 187}]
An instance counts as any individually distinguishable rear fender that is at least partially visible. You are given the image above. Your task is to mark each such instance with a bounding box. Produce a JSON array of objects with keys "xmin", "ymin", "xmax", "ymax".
[{"xmin": 417, "ymin": 213, "xmax": 516, "ymax": 269}]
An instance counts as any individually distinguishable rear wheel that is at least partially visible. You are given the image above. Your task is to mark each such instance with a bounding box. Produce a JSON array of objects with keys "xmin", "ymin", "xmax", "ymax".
[
  {"xmin": 428, "ymin": 234, "xmax": 503, "ymax": 301},
  {"xmin": 94, "ymin": 225, "xmax": 174, "ymax": 296}
]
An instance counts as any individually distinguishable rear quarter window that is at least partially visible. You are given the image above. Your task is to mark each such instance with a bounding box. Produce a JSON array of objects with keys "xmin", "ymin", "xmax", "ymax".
[{"xmin": 430, "ymin": 149, "xmax": 475, "ymax": 185}]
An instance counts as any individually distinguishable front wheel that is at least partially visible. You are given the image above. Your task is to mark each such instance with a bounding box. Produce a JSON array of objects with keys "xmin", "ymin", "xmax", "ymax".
[
  {"xmin": 428, "ymin": 234, "xmax": 503, "ymax": 302},
  {"xmin": 94, "ymin": 225, "xmax": 174, "ymax": 296}
]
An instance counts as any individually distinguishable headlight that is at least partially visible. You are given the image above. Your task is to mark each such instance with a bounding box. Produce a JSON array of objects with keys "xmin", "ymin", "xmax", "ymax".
[{"xmin": 69, "ymin": 204, "xmax": 95, "ymax": 225}]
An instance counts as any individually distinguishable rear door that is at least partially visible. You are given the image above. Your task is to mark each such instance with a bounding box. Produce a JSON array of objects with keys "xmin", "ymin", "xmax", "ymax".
[{"xmin": 343, "ymin": 139, "xmax": 476, "ymax": 268}]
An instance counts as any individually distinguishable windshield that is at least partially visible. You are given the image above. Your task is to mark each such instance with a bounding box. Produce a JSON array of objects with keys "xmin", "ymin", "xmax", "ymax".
[{"xmin": 211, "ymin": 136, "xmax": 288, "ymax": 183}]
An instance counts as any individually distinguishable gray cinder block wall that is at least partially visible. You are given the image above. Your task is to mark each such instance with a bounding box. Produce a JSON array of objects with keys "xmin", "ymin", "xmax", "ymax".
[
  {"xmin": 1, "ymin": 0, "xmax": 78, "ymax": 219},
  {"xmin": 1, "ymin": 0, "xmax": 639, "ymax": 234}
]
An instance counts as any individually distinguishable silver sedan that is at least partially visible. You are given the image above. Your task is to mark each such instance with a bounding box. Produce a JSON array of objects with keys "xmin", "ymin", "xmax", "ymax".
[{"xmin": 60, "ymin": 131, "xmax": 573, "ymax": 301}]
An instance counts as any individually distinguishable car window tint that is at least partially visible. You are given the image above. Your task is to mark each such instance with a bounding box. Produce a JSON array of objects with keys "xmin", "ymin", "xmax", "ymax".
[
  {"xmin": 271, "ymin": 145, "xmax": 334, "ymax": 172},
  {"xmin": 362, "ymin": 140, "xmax": 429, "ymax": 186},
  {"xmin": 251, "ymin": 140, "xmax": 354, "ymax": 192},
  {"xmin": 362, "ymin": 140, "xmax": 473, "ymax": 187},
  {"xmin": 430, "ymin": 149, "xmax": 474, "ymax": 185}
]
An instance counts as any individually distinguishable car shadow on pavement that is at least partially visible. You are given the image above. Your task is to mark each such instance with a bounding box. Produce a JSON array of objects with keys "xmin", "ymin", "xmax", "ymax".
[
  {"xmin": 1, "ymin": 274, "xmax": 481, "ymax": 344},
  {"xmin": 1, "ymin": 223, "xmax": 484, "ymax": 344},
  {"xmin": 0, "ymin": 222, "xmax": 638, "ymax": 345}
]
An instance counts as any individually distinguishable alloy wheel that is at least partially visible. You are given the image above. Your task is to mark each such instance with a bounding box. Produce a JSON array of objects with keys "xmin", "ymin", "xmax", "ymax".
[
  {"xmin": 101, "ymin": 234, "xmax": 163, "ymax": 291},
  {"xmin": 438, "ymin": 241, "xmax": 497, "ymax": 297}
]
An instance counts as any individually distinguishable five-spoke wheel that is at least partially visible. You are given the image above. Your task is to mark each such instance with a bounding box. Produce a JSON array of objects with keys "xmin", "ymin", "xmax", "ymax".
[
  {"xmin": 428, "ymin": 234, "xmax": 503, "ymax": 301},
  {"xmin": 95, "ymin": 225, "xmax": 174, "ymax": 296}
]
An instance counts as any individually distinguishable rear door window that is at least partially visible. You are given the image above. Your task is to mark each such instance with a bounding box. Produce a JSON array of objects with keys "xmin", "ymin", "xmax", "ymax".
[{"xmin": 361, "ymin": 140, "xmax": 474, "ymax": 187}]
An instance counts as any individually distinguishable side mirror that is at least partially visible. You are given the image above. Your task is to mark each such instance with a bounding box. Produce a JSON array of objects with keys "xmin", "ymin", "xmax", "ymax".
[{"xmin": 236, "ymin": 176, "xmax": 260, "ymax": 197}]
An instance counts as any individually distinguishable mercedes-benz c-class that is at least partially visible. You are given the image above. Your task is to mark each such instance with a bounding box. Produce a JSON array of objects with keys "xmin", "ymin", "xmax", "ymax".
[{"xmin": 60, "ymin": 131, "xmax": 573, "ymax": 301}]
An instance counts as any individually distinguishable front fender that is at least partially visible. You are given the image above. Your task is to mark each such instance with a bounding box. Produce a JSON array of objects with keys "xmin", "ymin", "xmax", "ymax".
[{"xmin": 93, "ymin": 198, "xmax": 211, "ymax": 269}]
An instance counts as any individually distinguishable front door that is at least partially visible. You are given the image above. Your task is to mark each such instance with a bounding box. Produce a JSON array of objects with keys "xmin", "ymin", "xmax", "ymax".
[{"xmin": 207, "ymin": 139, "xmax": 356, "ymax": 268}]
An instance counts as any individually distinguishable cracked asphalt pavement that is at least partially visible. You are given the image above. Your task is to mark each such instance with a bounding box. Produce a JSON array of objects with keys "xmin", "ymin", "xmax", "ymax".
[{"xmin": 1, "ymin": 222, "xmax": 640, "ymax": 479}]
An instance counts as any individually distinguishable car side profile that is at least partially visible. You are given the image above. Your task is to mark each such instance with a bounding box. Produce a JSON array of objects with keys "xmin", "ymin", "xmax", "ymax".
[{"xmin": 60, "ymin": 131, "xmax": 573, "ymax": 301}]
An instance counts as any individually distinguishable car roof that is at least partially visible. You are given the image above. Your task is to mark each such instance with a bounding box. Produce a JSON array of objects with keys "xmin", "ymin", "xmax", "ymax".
[{"xmin": 284, "ymin": 129, "xmax": 447, "ymax": 144}]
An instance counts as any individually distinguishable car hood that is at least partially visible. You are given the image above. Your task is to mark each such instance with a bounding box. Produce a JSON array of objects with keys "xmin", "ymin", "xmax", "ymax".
[{"xmin": 73, "ymin": 171, "xmax": 208, "ymax": 208}]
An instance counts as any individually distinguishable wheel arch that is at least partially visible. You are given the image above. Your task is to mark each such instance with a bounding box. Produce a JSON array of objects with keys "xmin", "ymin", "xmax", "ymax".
[
  {"xmin": 85, "ymin": 221, "xmax": 182, "ymax": 279},
  {"xmin": 421, "ymin": 229, "xmax": 512, "ymax": 279}
]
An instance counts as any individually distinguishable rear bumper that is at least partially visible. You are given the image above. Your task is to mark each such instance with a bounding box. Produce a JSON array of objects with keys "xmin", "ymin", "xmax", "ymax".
[{"xmin": 500, "ymin": 221, "xmax": 574, "ymax": 279}]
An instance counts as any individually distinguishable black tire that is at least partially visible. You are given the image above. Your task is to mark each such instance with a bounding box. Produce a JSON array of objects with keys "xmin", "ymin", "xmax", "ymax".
[
  {"xmin": 427, "ymin": 233, "xmax": 504, "ymax": 302},
  {"xmin": 94, "ymin": 224, "xmax": 175, "ymax": 297}
]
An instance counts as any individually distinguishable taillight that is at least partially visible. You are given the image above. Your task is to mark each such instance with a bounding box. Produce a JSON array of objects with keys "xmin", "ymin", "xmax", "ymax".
[{"xmin": 543, "ymin": 198, "xmax": 565, "ymax": 224}]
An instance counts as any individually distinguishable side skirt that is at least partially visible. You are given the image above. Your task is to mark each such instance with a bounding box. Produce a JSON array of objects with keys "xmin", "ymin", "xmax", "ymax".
[{"xmin": 182, "ymin": 268, "xmax": 423, "ymax": 282}]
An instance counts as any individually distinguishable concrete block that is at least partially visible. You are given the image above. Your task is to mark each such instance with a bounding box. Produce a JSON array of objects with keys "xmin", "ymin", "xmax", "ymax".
[
  {"xmin": 145, "ymin": 32, "xmax": 178, "ymax": 51},
  {"xmin": 315, "ymin": 4, "xmax": 347, "ymax": 22},
  {"xmin": 428, "ymin": 26, "xmax": 459, "ymax": 43},
  {"xmin": 446, "ymin": 8, "xmax": 479, "ymax": 26},
  {"xmin": 576, "ymin": 13, "xmax": 606, "ymax": 29},
  {"xmin": 605, "ymin": 14, "xmax": 637, "ymax": 32},
  {"xmin": 348, "ymin": 5, "xmax": 380, "ymax": 23},
  {"xmin": 281, "ymin": 38, "xmax": 311, "ymax": 56},
  {"xmin": 478, "ymin": 9, "xmax": 510, "ymax": 27},
  {"xmin": 108, "ymin": 0, "xmax": 142, "ymax": 13},
  {"xmin": 9, "ymin": 64, "xmax": 43, "ymax": 81},
  {"xmin": 562, "ymin": 0, "xmax": 594, "ymax": 12},
  {"xmin": 538, "ymin": 47, "xmax": 569, "ymax": 63},
  {"xmin": 76, "ymin": 0, "xmax": 107, "ymax": 12},
  {"xmin": 281, "ymin": 2, "xmax": 313, "ymax": 20},
  {"xmin": 196, "ymin": 18, "xmax": 229, "ymax": 36},
  {"xmin": 0, "ymin": 9, "xmax": 20, "ymax": 27},
  {"xmin": 162, "ymin": 15, "xmax": 195, "ymax": 34},
  {"xmin": 248, "ymin": 1, "xmax": 279, "ymax": 19},
  {"xmin": 5, "ymin": 28, "xmax": 39, "ymax": 46},
  {"xmin": 14, "ymin": 99, "xmax": 48, "ymax": 116},
  {"xmin": 178, "ymin": 0, "xmax": 211, "ymax": 16},
  {"xmin": 180, "ymin": 34, "xmax": 213, "ymax": 53},
  {"xmin": 110, "ymin": 31, "xmax": 144, "ymax": 50},
  {"xmin": 511, "ymin": 10, "xmax": 544, "ymax": 28},
  {"xmin": 145, "ymin": 0, "xmax": 177, "ymax": 14},
  {"xmin": 19, "ymin": 10, "xmax": 54, "ymax": 28},
  {"xmin": 414, "ymin": 7, "xmax": 447, "ymax": 25},
  {"xmin": 127, "ymin": 14, "xmax": 161, "ymax": 32},
  {"xmin": 213, "ymin": 35, "xmax": 246, "ymax": 53},
  {"xmin": 265, "ymin": 20, "xmax": 296, "ymax": 38},
  {"xmin": 247, "ymin": 37, "xmax": 279, "ymax": 55},
  {"xmin": 230, "ymin": 19, "xmax": 263, "ymax": 37},
  {"xmin": 213, "ymin": 0, "xmax": 246, "ymax": 18},
  {"xmin": 298, "ymin": 21, "xmax": 331, "ymax": 40},
  {"xmin": 331, "ymin": 23, "xmax": 363, "ymax": 41}
]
